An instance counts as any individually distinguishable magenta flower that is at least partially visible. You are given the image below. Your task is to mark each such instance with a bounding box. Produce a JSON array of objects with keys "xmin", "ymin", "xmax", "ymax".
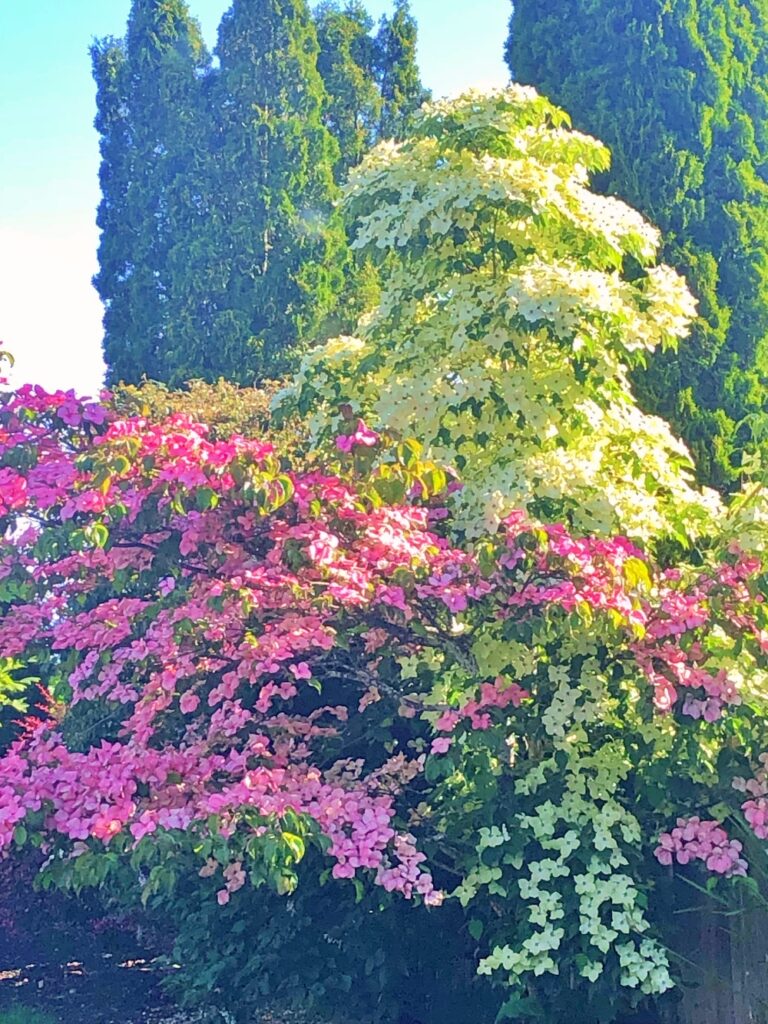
[{"xmin": 335, "ymin": 419, "xmax": 380, "ymax": 453}]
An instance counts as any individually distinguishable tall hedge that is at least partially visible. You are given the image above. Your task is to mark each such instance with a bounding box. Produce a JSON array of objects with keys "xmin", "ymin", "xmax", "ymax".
[
  {"xmin": 506, "ymin": 0, "xmax": 768, "ymax": 489},
  {"xmin": 94, "ymin": 0, "xmax": 347, "ymax": 387},
  {"xmin": 93, "ymin": 1, "xmax": 429, "ymax": 388}
]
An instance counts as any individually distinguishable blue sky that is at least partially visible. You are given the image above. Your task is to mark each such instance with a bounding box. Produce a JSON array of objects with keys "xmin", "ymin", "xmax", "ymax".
[{"xmin": 0, "ymin": 1, "xmax": 509, "ymax": 395}]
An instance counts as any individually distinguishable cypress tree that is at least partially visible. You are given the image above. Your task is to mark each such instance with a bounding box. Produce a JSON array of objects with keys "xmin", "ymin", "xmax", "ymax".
[
  {"xmin": 315, "ymin": 1, "xmax": 381, "ymax": 182},
  {"xmin": 375, "ymin": 0, "xmax": 430, "ymax": 139},
  {"xmin": 156, "ymin": 48, "xmax": 223, "ymax": 384},
  {"xmin": 197, "ymin": 0, "xmax": 347, "ymax": 383},
  {"xmin": 91, "ymin": 38, "xmax": 133, "ymax": 381},
  {"xmin": 506, "ymin": 0, "xmax": 768, "ymax": 489},
  {"xmin": 94, "ymin": 0, "xmax": 210, "ymax": 385}
]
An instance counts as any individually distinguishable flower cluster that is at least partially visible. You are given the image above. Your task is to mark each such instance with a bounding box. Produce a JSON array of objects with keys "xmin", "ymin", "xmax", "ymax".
[
  {"xmin": 282, "ymin": 89, "xmax": 722, "ymax": 543},
  {"xmin": 433, "ymin": 677, "xmax": 529, "ymax": 748},
  {"xmin": 0, "ymin": 468, "xmax": 26, "ymax": 516},
  {"xmin": 0, "ymin": 388, "xmax": 459, "ymax": 903},
  {"xmin": 335, "ymin": 419, "xmax": 379, "ymax": 454},
  {"xmin": 654, "ymin": 818, "xmax": 747, "ymax": 877},
  {"xmin": 734, "ymin": 753, "xmax": 768, "ymax": 841}
]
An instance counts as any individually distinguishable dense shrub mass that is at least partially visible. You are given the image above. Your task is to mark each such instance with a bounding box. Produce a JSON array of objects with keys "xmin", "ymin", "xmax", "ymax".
[
  {"xmin": 112, "ymin": 378, "xmax": 286, "ymax": 443},
  {"xmin": 1, "ymin": 380, "xmax": 768, "ymax": 1022}
]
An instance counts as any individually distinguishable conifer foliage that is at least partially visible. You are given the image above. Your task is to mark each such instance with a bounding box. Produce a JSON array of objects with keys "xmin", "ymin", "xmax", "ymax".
[
  {"xmin": 92, "ymin": 0, "xmax": 429, "ymax": 389},
  {"xmin": 505, "ymin": 0, "xmax": 768, "ymax": 490},
  {"xmin": 315, "ymin": 1, "xmax": 381, "ymax": 181},
  {"xmin": 91, "ymin": 37, "xmax": 132, "ymax": 380},
  {"xmin": 203, "ymin": 0, "xmax": 347, "ymax": 384},
  {"xmin": 92, "ymin": 1, "xmax": 210, "ymax": 385},
  {"xmin": 375, "ymin": 0, "xmax": 430, "ymax": 139}
]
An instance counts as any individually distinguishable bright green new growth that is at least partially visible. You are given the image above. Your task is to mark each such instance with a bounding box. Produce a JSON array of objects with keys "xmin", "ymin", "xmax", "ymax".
[
  {"xmin": 283, "ymin": 88, "xmax": 723, "ymax": 542},
  {"xmin": 506, "ymin": 0, "xmax": 768, "ymax": 491}
]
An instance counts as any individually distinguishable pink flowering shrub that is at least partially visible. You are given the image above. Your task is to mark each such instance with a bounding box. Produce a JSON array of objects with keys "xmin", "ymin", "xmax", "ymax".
[
  {"xmin": 0, "ymin": 388, "xmax": 458, "ymax": 904},
  {"xmin": 1, "ymin": 384, "xmax": 768, "ymax": 1021}
]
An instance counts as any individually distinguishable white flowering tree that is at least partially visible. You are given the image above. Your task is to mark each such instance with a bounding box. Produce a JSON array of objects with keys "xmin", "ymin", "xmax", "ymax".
[{"xmin": 282, "ymin": 87, "xmax": 722, "ymax": 542}]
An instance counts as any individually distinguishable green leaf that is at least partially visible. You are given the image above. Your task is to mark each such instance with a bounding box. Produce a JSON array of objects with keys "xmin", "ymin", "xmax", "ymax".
[
  {"xmin": 195, "ymin": 486, "xmax": 219, "ymax": 511},
  {"xmin": 282, "ymin": 832, "xmax": 306, "ymax": 863},
  {"xmin": 623, "ymin": 556, "xmax": 651, "ymax": 591}
]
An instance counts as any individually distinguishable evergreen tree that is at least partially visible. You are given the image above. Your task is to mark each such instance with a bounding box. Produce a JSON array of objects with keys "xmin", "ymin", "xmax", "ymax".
[
  {"xmin": 315, "ymin": 1, "xmax": 381, "ymax": 182},
  {"xmin": 375, "ymin": 0, "xmax": 430, "ymax": 139},
  {"xmin": 506, "ymin": 0, "xmax": 768, "ymax": 489},
  {"xmin": 93, "ymin": 0, "xmax": 210, "ymax": 385},
  {"xmin": 156, "ymin": 71, "xmax": 222, "ymax": 386},
  {"xmin": 91, "ymin": 38, "xmax": 133, "ymax": 380},
  {"xmin": 193, "ymin": 0, "xmax": 347, "ymax": 384},
  {"xmin": 94, "ymin": 0, "xmax": 349, "ymax": 387}
]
